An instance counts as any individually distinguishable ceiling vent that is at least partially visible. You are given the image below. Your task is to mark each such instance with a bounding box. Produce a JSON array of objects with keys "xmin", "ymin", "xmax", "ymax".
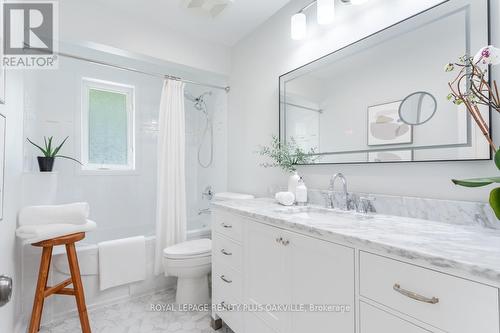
[{"xmin": 181, "ymin": 0, "xmax": 234, "ymax": 18}]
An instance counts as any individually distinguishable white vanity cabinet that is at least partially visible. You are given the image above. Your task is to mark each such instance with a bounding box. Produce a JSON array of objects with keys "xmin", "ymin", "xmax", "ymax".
[
  {"xmin": 212, "ymin": 212, "xmax": 246, "ymax": 332},
  {"xmin": 212, "ymin": 208, "xmax": 500, "ymax": 333},
  {"xmin": 213, "ymin": 210, "xmax": 355, "ymax": 333}
]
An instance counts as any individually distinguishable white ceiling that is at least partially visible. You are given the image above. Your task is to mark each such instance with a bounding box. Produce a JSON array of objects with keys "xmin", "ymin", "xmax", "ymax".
[{"xmin": 92, "ymin": 0, "xmax": 291, "ymax": 46}]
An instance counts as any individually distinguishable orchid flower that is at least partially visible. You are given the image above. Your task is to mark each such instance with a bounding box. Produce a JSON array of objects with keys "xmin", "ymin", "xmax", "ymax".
[{"xmin": 473, "ymin": 45, "xmax": 500, "ymax": 67}]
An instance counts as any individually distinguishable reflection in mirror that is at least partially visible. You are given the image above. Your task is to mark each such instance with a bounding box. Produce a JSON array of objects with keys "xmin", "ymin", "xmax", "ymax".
[
  {"xmin": 399, "ymin": 92, "xmax": 437, "ymax": 126},
  {"xmin": 279, "ymin": 0, "xmax": 491, "ymax": 164}
]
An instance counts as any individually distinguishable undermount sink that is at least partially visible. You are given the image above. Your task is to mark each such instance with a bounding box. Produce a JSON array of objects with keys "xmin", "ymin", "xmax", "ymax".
[{"xmin": 273, "ymin": 206, "xmax": 374, "ymax": 221}]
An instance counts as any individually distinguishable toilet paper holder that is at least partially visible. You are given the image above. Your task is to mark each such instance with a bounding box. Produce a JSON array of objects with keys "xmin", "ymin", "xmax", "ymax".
[{"xmin": 0, "ymin": 275, "xmax": 13, "ymax": 307}]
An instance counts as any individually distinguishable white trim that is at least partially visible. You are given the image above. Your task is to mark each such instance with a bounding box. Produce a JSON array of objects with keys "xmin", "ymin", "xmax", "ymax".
[{"xmin": 81, "ymin": 78, "xmax": 136, "ymax": 172}]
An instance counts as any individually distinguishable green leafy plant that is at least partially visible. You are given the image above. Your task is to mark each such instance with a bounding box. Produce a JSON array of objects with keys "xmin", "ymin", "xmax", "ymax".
[
  {"xmin": 452, "ymin": 150, "xmax": 500, "ymax": 219},
  {"xmin": 257, "ymin": 135, "xmax": 318, "ymax": 173},
  {"xmin": 27, "ymin": 136, "xmax": 82, "ymax": 164}
]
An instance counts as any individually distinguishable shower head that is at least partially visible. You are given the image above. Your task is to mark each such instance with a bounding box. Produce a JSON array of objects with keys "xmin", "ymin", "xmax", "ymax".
[{"xmin": 185, "ymin": 91, "xmax": 212, "ymax": 111}]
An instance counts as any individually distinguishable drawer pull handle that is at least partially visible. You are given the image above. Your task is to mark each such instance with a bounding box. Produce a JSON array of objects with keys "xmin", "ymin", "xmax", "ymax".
[
  {"xmin": 393, "ymin": 284, "xmax": 439, "ymax": 304},
  {"xmin": 221, "ymin": 301, "xmax": 232, "ymax": 311},
  {"xmin": 221, "ymin": 249, "xmax": 232, "ymax": 256},
  {"xmin": 220, "ymin": 275, "xmax": 233, "ymax": 284},
  {"xmin": 221, "ymin": 223, "xmax": 232, "ymax": 229},
  {"xmin": 275, "ymin": 237, "xmax": 290, "ymax": 246}
]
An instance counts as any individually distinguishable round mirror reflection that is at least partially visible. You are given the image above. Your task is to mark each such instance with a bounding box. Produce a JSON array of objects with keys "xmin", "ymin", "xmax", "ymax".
[{"xmin": 399, "ymin": 92, "xmax": 437, "ymax": 126}]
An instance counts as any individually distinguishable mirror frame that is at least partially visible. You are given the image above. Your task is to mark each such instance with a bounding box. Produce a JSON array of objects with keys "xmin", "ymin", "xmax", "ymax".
[{"xmin": 278, "ymin": 0, "xmax": 492, "ymax": 165}]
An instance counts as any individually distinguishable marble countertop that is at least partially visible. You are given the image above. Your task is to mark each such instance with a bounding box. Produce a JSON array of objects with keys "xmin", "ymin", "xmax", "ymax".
[{"xmin": 212, "ymin": 198, "xmax": 500, "ymax": 286}]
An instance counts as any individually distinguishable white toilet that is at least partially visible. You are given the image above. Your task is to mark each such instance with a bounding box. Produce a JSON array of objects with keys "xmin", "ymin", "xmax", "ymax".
[{"xmin": 163, "ymin": 238, "xmax": 212, "ymax": 304}]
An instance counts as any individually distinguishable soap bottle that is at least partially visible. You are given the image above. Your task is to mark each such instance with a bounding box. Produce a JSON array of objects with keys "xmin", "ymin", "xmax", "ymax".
[
  {"xmin": 295, "ymin": 177, "xmax": 308, "ymax": 206},
  {"xmin": 288, "ymin": 171, "xmax": 301, "ymax": 194}
]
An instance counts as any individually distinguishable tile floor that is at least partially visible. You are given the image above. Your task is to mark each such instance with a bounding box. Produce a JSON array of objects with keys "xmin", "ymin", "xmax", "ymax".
[{"xmin": 40, "ymin": 289, "xmax": 234, "ymax": 333}]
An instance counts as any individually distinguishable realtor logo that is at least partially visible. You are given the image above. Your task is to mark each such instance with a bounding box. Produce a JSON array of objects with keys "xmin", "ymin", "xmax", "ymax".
[{"xmin": 2, "ymin": 1, "xmax": 58, "ymax": 69}]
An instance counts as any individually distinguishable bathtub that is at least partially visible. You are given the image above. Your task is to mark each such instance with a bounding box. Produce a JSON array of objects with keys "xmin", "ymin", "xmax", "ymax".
[{"xmin": 52, "ymin": 224, "xmax": 211, "ymax": 276}]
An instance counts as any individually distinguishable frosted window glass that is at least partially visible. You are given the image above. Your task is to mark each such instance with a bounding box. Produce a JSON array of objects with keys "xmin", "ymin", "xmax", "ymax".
[{"xmin": 88, "ymin": 89, "xmax": 128, "ymax": 165}]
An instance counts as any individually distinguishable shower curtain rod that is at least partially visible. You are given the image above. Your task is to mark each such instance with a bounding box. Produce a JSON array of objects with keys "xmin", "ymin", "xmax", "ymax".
[{"xmin": 53, "ymin": 51, "xmax": 231, "ymax": 92}]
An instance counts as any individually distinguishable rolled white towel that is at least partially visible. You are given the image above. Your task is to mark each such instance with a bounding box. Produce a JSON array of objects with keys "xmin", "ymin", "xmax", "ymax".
[
  {"xmin": 16, "ymin": 220, "xmax": 97, "ymax": 244},
  {"xmin": 275, "ymin": 192, "xmax": 295, "ymax": 206},
  {"xmin": 19, "ymin": 202, "xmax": 89, "ymax": 226}
]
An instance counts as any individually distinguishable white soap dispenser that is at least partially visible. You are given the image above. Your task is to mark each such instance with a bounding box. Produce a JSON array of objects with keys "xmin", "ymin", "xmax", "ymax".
[
  {"xmin": 295, "ymin": 177, "xmax": 308, "ymax": 206},
  {"xmin": 288, "ymin": 171, "xmax": 301, "ymax": 194}
]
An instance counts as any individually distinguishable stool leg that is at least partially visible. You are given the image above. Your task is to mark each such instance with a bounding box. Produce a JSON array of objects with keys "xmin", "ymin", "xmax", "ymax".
[
  {"xmin": 29, "ymin": 246, "xmax": 53, "ymax": 333},
  {"xmin": 66, "ymin": 243, "xmax": 91, "ymax": 333}
]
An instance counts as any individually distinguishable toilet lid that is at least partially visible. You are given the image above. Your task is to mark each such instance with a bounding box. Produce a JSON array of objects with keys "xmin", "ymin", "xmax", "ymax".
[{"xmin": 163, "ymin": 238, "xmax": 212, "ymax": 259}]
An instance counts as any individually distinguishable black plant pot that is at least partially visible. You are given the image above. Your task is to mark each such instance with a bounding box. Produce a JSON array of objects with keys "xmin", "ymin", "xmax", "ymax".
[{"xmin": 37, "ymin": 156, "xmax": 55, "ymax": 172}]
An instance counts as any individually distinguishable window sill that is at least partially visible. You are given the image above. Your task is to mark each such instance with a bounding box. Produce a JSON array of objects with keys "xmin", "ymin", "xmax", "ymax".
[{"xmin": 77, "ymin": 169, "xmax": 139, "ymax": 176}]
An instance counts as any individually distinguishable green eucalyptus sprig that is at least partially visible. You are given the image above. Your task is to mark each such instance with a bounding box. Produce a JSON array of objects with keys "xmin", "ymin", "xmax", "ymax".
[
  {"xmin": 257, "ymin": 135, "xmax": 318, "ymax": 173},
  {"xmin": 27, "ymin": 136, "xmax": 82, "ymax": 164}
]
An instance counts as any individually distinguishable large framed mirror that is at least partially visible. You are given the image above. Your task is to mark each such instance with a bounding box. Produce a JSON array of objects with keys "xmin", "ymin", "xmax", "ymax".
[{"xmin": 279, "ymin": 0, "xmax": 491, "ymax": 164}]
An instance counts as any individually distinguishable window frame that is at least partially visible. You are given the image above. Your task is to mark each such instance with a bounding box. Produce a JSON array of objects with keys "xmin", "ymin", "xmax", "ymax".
[{"xmin": 81, "ymin": 78, "xmax": 136, "ymax": 172}]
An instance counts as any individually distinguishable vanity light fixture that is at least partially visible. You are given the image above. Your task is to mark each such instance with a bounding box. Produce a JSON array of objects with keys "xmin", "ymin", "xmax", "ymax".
[
  {"xmin": 317, "ymin": 0, "xmax": 335, "ymax": 25},
  {"xmin": 291, "ymin": 13, "xmax": 307, "ymax": 40},
  {"xmin": 291, "ymin": 0, "xmax": 369, "ymax": 40}
]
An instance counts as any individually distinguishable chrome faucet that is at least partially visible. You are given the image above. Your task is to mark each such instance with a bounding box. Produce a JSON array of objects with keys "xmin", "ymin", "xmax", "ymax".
[
  {"xmin": 202, "ymin": 186, "xmax": 213, "ymax": 200},
  {"xmin": 329, "ymin": 173, "xmax": 350, "ymax": 211}
]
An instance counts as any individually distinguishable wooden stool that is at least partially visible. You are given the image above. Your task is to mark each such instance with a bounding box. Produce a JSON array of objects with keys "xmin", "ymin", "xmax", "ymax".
[{"xmin": 29, "ymin": 232, "xmax": 91, "ymax": 333}]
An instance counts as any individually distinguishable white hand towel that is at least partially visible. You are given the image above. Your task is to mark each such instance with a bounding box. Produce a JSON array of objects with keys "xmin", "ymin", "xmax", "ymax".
[
  {"xmin": 275, "ymin": 192, "xmax": 295, "ymax": 206},
  {"xmin": 98, "ymin": 236, "xmax": 146, "ymax": 291},
  {"xmin": 16, "ymin": 220, "xmax": 97, "ymax": 244},
  {"xmin": 19, "ymin": 202, "xmax": 90, "ymax": 226}
]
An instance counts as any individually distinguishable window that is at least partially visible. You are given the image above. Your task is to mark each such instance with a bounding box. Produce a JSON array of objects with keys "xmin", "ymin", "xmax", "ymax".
[{"xmin": 82, "ymin": 78, "xmax": 135, "ymax": 171}]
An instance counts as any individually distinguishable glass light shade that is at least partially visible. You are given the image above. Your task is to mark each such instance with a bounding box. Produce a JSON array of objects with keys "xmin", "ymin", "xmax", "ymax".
[
  {"xmin": 317, "ymin": 0, "xmax": 335, "ymax": 25},
  {"xmin": 291, "ymin": 13, "xmax": 307, "ymax": 40}
]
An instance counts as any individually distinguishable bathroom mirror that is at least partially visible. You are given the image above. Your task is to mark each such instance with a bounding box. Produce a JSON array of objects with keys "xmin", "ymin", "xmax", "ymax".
[
  {"xmin": 279, "ymin": 0, "xmax": 491, "ymax": 164},
  {"xmin": 399, "ymin": 92, "xmax": 437, "ymax": 126}
]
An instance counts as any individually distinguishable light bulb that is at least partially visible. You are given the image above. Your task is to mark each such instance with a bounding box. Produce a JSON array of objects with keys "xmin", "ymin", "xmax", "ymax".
[
  {"xmin": 291, "ymin": 13, "xmax": 307, "ymax": 40},
  {"xmin": 317, "ymin": 0, "xmax": 335, "ymax": 25}
]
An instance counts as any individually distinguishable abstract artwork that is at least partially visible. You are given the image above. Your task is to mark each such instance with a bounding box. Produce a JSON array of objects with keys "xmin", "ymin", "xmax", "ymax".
[{"xmin": 367, "ymin": 101, "xmax": 412, "ymax": 146}]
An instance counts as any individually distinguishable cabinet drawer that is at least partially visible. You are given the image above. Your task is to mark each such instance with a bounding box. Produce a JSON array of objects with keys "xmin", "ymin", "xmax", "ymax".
[
  {"xmin": 360, "ymin": 252, "xmax": 499, "ymax": 333},
  {"xmin": 213, "ymin": 291, "xmax": 244, "ymax": 333},
  {"xmin": 213, "ymin": 233, "xmax": 242, "ymax": 272},
  {"xmin": 213, "ymin": 261, "xmax": 243, "ymax": 302},
  {"xmin": 245, "ymin": 313, "xmax": 276, "ymax": 333},
  {"xmin": 360, "ymin": 302, "xmax": 431, "ymax": 333},
  {"xmin": 213, "ymin": 211, "xmax": 244, "ymax": 242}
]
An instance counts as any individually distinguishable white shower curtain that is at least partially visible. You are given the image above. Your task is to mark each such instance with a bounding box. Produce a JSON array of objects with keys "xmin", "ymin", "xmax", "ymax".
[{"xmin": 154, "ymin": 79, "xmax": 187, "ymax": 275}]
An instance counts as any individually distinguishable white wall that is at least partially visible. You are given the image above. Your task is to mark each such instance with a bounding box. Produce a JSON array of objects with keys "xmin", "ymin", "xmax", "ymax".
[
  {"xmin": 59, "ymin": 0, "xmax": 231, "ymax": 75},
  {"xmin": 228, "ymin": 0, "xmax": 500, "ymax": 202},
  {"xmin": 22, "ymin": 54, "xmax": 227, "ymax": 238},
  {"xmin": 0, "ymin": 72, "xmax": 26, "ymax": 333}
]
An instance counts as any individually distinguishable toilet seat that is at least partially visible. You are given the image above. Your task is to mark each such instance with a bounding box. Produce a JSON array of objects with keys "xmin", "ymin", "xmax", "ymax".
[{"xmin": 163, "ymin": 238, "xmax": 211, "ymax": 259}]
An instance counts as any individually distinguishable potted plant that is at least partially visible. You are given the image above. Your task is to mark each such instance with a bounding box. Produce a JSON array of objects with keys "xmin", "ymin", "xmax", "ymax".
[
  {"xmin": 446, "ymin": 45, "xmax": 500, "ymax": 219},
  {"xmin": 258, "ymin": 135, "xmax": 318, "ymax": 192},
  {"xmin": 27, "ymin": 136, "xmax": 81, "ymax": 172}
]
